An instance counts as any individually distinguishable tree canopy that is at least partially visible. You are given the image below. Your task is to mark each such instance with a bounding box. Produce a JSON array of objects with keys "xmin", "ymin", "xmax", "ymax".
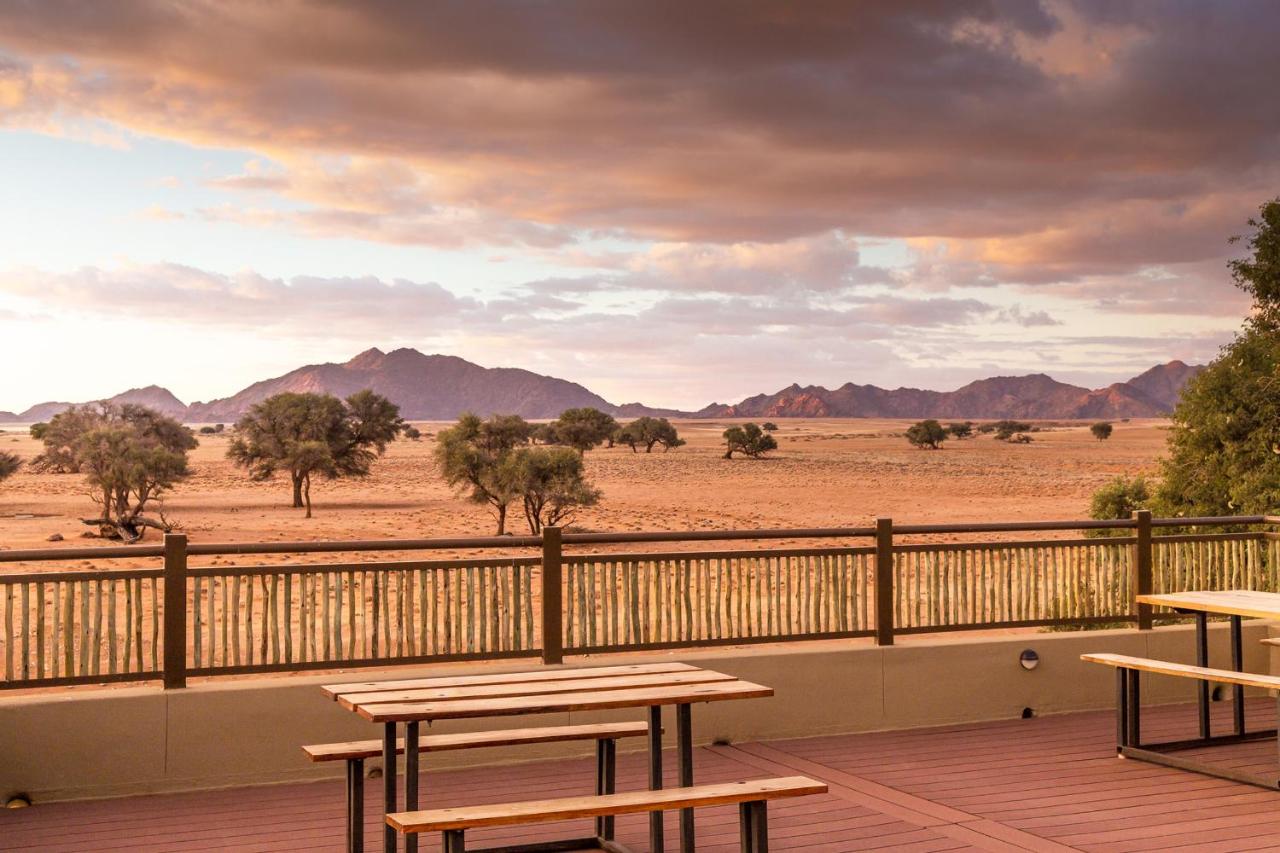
[
  {"xmin": 1091, "ymin": 422, "xmax": 1113, "ymax": 441},
  {"xmin": 507, "ymin": 445, "xmax": 601, "ymax": 533},
  {"xmin": 616, "ymin": 417, "xmax": 685, "ymax": 453},
  {"xmin": 723, "ymin": 423, "xmax": 777, "ymax": 459},
  {"xmin": 1153, "ymin": 200, "xmax": 1280, "ymax": 517},
  {"xmin": 228, "ymin": 390, "xmax": 404, "ymax": 518},
  {"xmin": 33, "ymin": 403, "xmax": 198, "ymax": 540},
  {"xmin": 905, "ymin": 419, "xmax": 947, "ymax": 449},
  {"xmin": 546, "ymin": 407, "xmax": 618, "ymax": 453}
]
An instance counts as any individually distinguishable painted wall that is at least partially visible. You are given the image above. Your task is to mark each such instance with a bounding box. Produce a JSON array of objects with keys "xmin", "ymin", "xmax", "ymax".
[{"xmin": 0, "ymin": 622, "xmax": 1270, "ymax": 802}]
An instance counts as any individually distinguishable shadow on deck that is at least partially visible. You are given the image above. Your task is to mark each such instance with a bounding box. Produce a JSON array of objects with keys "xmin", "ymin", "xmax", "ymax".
[{"xmin": 6, "ymin": 700, "xmax": 1280, "ymax": 852}]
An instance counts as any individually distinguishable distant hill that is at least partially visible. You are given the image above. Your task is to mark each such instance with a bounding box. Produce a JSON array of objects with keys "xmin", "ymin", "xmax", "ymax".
[
  {"xmin": 0, "ymin": 350, "xmax": 1203, "ymax": 424},
  {"xmin": 696, "ymin": 360, "xmax": 1204, "ymax": 420}
]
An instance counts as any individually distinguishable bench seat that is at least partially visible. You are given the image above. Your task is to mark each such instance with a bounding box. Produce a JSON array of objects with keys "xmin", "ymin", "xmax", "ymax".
[
  {"xmin": 388, "ymin": 776, "xmax": 827, "ymax": 853},
  {"xmin": 303, "ymin": 721, "xmax": 650, "ymax": 763},
  {"xmin": 1080, "ymin": 653, "xmax": 1280, "ymax": 690}
]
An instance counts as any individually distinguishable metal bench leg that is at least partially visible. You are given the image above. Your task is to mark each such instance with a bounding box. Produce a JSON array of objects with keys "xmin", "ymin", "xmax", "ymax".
[
  {"xmin": 595, "ymin": 737, "xmax": 617, "ymax": 841},
  {"xmin": 648, "ymin": 706, "xmax": 664, "ymax": 853},
  {"xmin": 1196, "ymin": 612, "xmax": 1211, "ymax": 739},
  {"xmin": 384, "ymin": 722, "xmax": 398, "ymax": 853},
  {"xmin": 738, "ymin": 801, "xmax": 767, "ymax": 853},
  {"xmin": 1116, "ymin": 668, "xmax": 1129, "ymax": 751},
  {"xmin": 348, "ymin": 758, "xmax": 365, "ymax": 853},
  {"xmin": 406, "ymin": 721, "xmax": 419, "ymax": 853},
  {"xmin": 442, "ymin": 828, "xmax": 465, "ymax": 853},
  {"xmin": 1127, "ymin": 668, "xmax": 1141, "ymax": 748},
  {"xmin": 677, "ymin": 702, "xmax": 694, "ymax": 853},
  {"xmin": 1232, "ymin": 614, "xmax": 1246, "ymax": 735}
]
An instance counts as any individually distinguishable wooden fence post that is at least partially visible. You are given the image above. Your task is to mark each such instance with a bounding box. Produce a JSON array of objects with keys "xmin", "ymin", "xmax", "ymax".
[
  {"xmin": 163, "ymin": 533, "xmax": 188, "ymax": 689},
  {"xmin": 875, "ymin": 518, "xmax": 895, "ymax": 646},
  {"xmin": 1135, "ymin": 510, "xmax": 1153, "ymax": 630},
  {"xmin": 541, "ymin": 526, "xmax": 564, "ymax": 665}
]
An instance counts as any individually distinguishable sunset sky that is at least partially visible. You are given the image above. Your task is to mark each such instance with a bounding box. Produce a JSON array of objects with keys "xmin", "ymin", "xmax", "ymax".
[{"xmin": 0, "ymin": 0, "xmax": 1273, "ymax": 412}]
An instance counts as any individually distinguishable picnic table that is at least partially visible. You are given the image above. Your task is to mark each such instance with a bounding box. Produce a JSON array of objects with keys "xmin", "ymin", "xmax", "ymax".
[
  {"xmin": 321, "ymin": 662, "xmax": 774, "ymax": 853},
  {"xmin": 1137, "ymin": 590, "xmax": 1280, "ymax": 738}
]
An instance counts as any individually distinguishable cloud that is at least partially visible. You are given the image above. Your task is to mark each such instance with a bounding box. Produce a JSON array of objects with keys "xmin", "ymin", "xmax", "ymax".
[{"xmin": 1, "ymin": 0, "xmax": 1277, "ymax": 261}]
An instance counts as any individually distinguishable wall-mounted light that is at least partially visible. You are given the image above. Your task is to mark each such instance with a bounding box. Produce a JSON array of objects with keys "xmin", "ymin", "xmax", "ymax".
[{"xmin": 1019, "ymin": 649, "xmax": 1040, "ymax": 671}]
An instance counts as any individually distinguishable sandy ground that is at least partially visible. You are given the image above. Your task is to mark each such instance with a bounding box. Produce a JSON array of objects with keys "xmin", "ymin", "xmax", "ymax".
[{"xmin": 0, "ymin": 418, "xmax": 1166, "ymax": 564}]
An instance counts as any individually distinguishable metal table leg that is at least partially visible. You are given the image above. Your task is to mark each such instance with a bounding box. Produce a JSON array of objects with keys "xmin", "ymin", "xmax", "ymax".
[
  {"xmin": 347, "ymin": 758, "xmax": 365, "ymax": 853},
  {"xmin": 676, "ymin": 703, "xmax": 694, "ymax": 852},
  {"xmin": 384, "ymin": 722, "xmax": 397, "ymax": 853},
  {"xmin": 1231, "ymin": 614, "xmax": 1246, "ymax": 735},
  {"xmin": 648, "ymin": 706, "xmax": 664, "ymax": 853},
  {"xmin": 405, "ymin": 720, "xmax": 419, "ymax": 853},
  {"xmin": 1196, "ymin": 612, "xmax": 1210, "ymax": 739}
]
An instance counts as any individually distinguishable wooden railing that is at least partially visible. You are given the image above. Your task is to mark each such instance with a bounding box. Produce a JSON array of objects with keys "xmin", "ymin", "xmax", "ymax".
[{"xmin": 1, "ymin": 512, "xmax": 1276, "ymax": 690}]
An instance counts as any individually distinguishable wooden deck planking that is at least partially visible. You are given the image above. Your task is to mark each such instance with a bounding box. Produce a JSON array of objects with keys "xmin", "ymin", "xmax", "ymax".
[{"xmin": 7, "ymin": 700, "xmax": 1280, "ymax": 850}]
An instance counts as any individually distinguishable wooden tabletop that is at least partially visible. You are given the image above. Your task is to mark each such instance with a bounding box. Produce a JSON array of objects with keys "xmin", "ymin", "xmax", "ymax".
[
  {"xmin": 325, "ymin": 662, "xmax": 773, "ymax": 724},
  {"xmin": 1137, "ymin": 590, "xmax": 1280, "ymax": 619}
]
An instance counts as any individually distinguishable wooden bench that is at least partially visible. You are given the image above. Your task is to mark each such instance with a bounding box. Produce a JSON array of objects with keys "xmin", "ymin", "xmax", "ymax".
[
  {"xmin": 304, "ymin": 722, "xmax": 650, "ymax": 852},
  {"xmin": 1082, "ymin": 652, "xmax": 1280, "ymax": 786},
  {"xmin": 386, "ymin": 775, "xmax": 828, "ymax": 853}
]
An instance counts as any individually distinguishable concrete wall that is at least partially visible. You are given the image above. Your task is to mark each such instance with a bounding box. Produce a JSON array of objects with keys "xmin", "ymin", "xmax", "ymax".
[{"xmin": 0, "ymin": 621, "xmax": 1271, "ymax": 803}]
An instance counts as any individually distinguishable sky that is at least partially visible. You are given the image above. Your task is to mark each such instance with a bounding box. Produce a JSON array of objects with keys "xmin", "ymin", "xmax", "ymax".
[{"xmin": 0, "ymin": 0, "xmax": 1272, "ymax": 412}]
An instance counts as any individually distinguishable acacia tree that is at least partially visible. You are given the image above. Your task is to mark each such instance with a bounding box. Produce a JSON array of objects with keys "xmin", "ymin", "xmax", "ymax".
[
  {"xmin": 616, "ymin": 417, "xmax": 685, "ymax": 453},
  {"xmin": 1091, "ymin": 422, "xmax": 1113, "ymax": 441},
  {"xmin": 905, "ymin": 419, "xmax": 947, "ymax": 449},
  {"xmin": 228, "ymin": 390, "xmax": 404, "ymax": 518},
  {"xmin": 508, "ymin": 445, "xmax": 602, "ymax": 533},
  {"xmin": 1152, "ymin": 200, "xmax": 1280, "ymax": 517},
  {"xmin": 947, "ymin": 421, "xmax": 974, "ymax": 439},
  {"xmin": 32, "ymin": 404, "xmax": 197, "ymax": 540},
  {"xmin": 723, "ymin": 423, "xmax": 777, "ymax": 459},
  {"xmin": 434, "ymin": 413, "xmax": 533, "ymax": 534},
  {"xmin": 547, "ymin": 408, "xmax": 618, "ymax": 453},
  {"xmin": 0, "ymin": 451, "xmax": 20, "ymax": 484}
]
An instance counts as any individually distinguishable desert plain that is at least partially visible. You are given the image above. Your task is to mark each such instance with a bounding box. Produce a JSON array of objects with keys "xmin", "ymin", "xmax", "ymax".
[{"xmin": 0, "ymin": 418, "xmax": 1166, "ymax": 566}]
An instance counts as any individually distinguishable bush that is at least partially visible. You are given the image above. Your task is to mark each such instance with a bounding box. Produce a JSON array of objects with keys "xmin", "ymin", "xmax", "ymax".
[
  {"xmin": 905, "ymin": 419, "xmax": 947, "ymax": 449},
  {"xmin": 723, "ymin": 423, "xmax": 777, "ymax": 459},
  {"xmin": 1091, "ymin": 422, "xmax": 1113, "ymax": 441},
  {"xmin": 403, "ymin": 425, "xmax": 422, "ymax": 441},
  {"xmin": 198, "ymin": 426, "xmax": 218, "ymax": 435},
  {"xmin": 762, "ymin": 422, "xmax": 779, "ymax": 432},
  {"xmin": 1087, "ymin": 475, "xmax": 1150, "ymax": 537},
  {"xmin": 0, "ymin": 450, "xmax": 20, "ymax": 483},
  {"xmin": 946, "ymin": 421, "xmax": 974, "ymax": 439},
  {"xmin": 992, "ymin": 420, "xmax": 1033, "ymax": 440}
]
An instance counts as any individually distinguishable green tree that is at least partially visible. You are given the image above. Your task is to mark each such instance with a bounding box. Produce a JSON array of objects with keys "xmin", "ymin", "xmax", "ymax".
[
  {"xmin": 616, "ymin": 417, "xmax": 685, "ymax": 453},
  {"xmin": 1087, "ymin": 475, "xmax": 1150, "ymax": 537},
  {"xmin": 0, "ymin": 451, "xmax": 20, "ymax": 483},
  {"xmin": 1090, "ymin": 422, "xmax": 1113, "ymax": 441},
  {"xmin": 1154, "ymin": 200, "xmax": 1280, "ymax": 517},
  {"xmin": 905, "ymin": 419, "xmax": 947, "ymax": 449},
  {"xmin": 947, "ymin": 421, "xmax": 974, "ymax": 439},
  {"xmin": 507, "ymin": 445, "xmax": 602, "ymax": 533},
  {"xmin": 228, "ymin": 390, "xmax": 404, "ymax": 518},
  {"xmin": 434, "ymin": 412, "xmax": 533, "ymax": 534},
  {"xmin": 548, "ymin": 408, "xmax": 619, "ymax": 454},
  {"xmin": 403, "ymin": 425, "xmax": 422, "ymax": 441},
  {"xmin": 41, "ymin": 405, "xmax": 199, "ymax": 540},
  {"xmin": 723, "ymin": 423, "xmax": 777, "ymax": 459},
  {"xmin": 762, "ymin": 422, "xmax": 779, "ymax": 432}
]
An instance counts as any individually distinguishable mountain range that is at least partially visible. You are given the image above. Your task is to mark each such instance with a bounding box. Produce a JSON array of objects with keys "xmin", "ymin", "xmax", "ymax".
[{"xmin": 0, "ymin": 347, "xmax": 1202, "ymax": 424}]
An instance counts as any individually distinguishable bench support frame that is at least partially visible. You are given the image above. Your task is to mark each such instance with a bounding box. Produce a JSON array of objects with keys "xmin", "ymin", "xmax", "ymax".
[{"xmin": 1112, "ymin": 660, "xmax": 1280, "ymax": 790}]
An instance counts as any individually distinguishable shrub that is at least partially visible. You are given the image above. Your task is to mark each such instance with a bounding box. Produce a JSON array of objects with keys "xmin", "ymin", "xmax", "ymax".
[
  {"xmin": 403, "ymin": 425, "xmax": 422, "ymax": 441},
  {"xmin": 0, "ymin": 450, "xmax": 20, "ymax": 483},
  {"xmin": 946, "ymin": 421, "xmax": 974, "ymax": 439},
  {"xmin": 723, "ymin": 423, "xmax": 777, "ymax": 459},
  {"xmin": 905, "ymin": 419, "xmax": 947, "ymax": 449},
  {"xmin": 1090, "ymin": 422, "xmax": 1113, "ymax": 441},
  {"xmin": 762, "ymin": 422, "xmax": 779, "ymax": 432},
  {"xmin": 1087, "ymin": 475, "xmax": 1151, "ymax": 537},
  {"xmin": 992, "ymin": 420, "xmax": 1033, "ymax": 440},
  {"xmin": 199, "ymin": 425, "xmax": 218, "ymax": 435}
]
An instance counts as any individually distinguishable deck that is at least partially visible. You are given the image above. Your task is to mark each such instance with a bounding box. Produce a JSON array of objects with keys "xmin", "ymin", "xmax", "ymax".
[{"xmin": 6, "ymin": 699, "xmax": 1280, "ymax": 852}]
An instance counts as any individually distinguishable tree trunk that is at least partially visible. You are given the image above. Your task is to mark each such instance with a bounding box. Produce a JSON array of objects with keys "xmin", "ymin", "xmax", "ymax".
[
  {"xmin": 303, "ymin": 473, "xmax": 312, "ymax": 519},
  {"xmin": 495, "ymin": 503, "xmax": 507, "ymax": 535},
  {"xmin": 291, "ymin": 472, "xmax": 304, "ymax": 508}
]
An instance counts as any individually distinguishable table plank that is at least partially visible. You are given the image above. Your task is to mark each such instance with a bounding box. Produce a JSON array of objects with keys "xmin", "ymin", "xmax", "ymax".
[
  {"xmin": 1138, "ymin": 590, "xmax": 1280, "ymax": 619},
  {"xmin": 321, "ymin": 662, "xmax": 699, "ymax": 700},
  {"xmin": 355, "ymin": 679, "xmax": 775, "ymax": 722},
  {"xmin": 337, "ymin": 669, "xmax": 737, "ymax": 709}
]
